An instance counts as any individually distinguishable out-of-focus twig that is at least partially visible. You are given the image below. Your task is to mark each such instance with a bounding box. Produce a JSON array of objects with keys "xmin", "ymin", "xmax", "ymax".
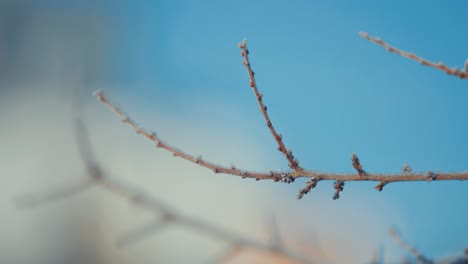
[
  {"xmin": 16, "ymin": 91, "xmax": 316, "ymax": 264},
  {"xmin": 15, "ymin": 177, "xmax": 94, "ymax": 209},
  {"xmin": 389, "ymin": 228, "xmax": 433, "ymax": 264}
]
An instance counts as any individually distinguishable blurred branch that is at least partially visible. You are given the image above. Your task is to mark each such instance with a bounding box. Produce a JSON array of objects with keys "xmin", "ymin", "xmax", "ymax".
[
  {"xmin": 389, "ymin": 227, "xmax": 433, "ymax": 264},
  {"xmin": 15, "ymin": 92, "xmax": 316, "ymax": 263},
  {"xmin": 15, "ymin": 177, "xmax": 94, "ymax": 209}
]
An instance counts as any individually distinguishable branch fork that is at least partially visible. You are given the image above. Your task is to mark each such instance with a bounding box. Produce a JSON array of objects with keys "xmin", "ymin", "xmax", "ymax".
[{"xmin": 90, "ymin": 36, "xmax": 468, "ymax": 201}]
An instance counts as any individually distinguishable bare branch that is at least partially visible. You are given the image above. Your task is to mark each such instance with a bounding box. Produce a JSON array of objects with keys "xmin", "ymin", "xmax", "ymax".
[
  {"xmin": 93, "ymin": 89, "xmax": 281, "ymax": 181},
  {"xmin": 95, "ymin": 87, "xmax": 468, "ymax": 201},
  {"xmin": 389, "ymin": 227, "xmax": 433, "ymax": 264},
  {"xmin": 238, "ymin": 39, "xmax": 303, "ymax": 172},
  {"xmin": 297, "ymin": 177, "xmax": 319, "ymax": 199},
  {"xmin": 94, "ymin": 39, "xmax": 468, "ymax": 200},
  {"xmin": 95, "ymin": 90, "xmax": 468, "ymax": 184},
  {"xmin": 116, "ymin": 219, "xmax": 169, "ymax": 248},
  {"xmin": 15, "ymin": 177, "xmax": 94, "ymax": 209},
  {"xmin": 359, "ymin": 32, "xmax": 468, "ymax": 79}
]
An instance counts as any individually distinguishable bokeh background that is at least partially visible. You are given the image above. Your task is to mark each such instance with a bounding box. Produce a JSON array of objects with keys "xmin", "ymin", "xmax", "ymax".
[{"xmin": 1, "ymin": 1, "xmax": 467, "ymax": 263}]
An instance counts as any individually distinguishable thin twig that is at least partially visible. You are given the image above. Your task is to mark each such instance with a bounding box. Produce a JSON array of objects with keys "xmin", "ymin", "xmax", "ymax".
[
  {"xmin": 389, "ymin": 228, "xmax": 433, "ymax": 264},
  {"xmin": 238, "ymin": 39, "xmax": 303, "ymax": 172},
  {"xmin": 95, "ymin": 90, "xmax": 468, "ymax": 194},
  {"xmin": 359, "ymin": 32, "xmax": 468, "ymax": 79},
  {"xmin": 15, "ymin": 177, "xmax": 94, "ymax": 209},
  {"xmin": 87, "ymin": 170, "xmax": 315, "ymax": 263},
  {"xmin": 95, "ymin": 39, "xmax": 468, "ymax": 201},
  {"xmin": 116, "ymin": 219, "xmax": 168, "ymax": 248}
]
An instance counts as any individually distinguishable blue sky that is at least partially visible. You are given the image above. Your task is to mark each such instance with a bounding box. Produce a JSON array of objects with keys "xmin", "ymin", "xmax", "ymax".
[
  {"xmin": 97, "ymin": 0, "xmax": 468, "ymax": 259},
  {"xmin": 21, "ymin": 0, "xmax": 468, "ymax": 260}
]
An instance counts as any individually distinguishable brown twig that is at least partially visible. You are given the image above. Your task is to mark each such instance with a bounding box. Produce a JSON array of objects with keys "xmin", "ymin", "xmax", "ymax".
[
  {"xmin": 297, "ymin": 177, "xmax": 319, "ymax": 200},
  {"xmin": 351, "ymin": 152, "xmax": 366, "ymax": 176},
  {"xmin": 95, "ymin": 38, "xmax": 468, "ymax": 200},
  {"xmin": 359, "ymin": 32, "xmax": 468, "ymax": 79},
  {"xmin": 238, "ymin": 39, "xmax": 302, "ymax": 172},
  {"xmin": 389, "ymin": 228, "xmax": 433, "ymax": 264},
  {"xmin": 95, "ymin": 89, "xmax": 468, "ymax": 197}
]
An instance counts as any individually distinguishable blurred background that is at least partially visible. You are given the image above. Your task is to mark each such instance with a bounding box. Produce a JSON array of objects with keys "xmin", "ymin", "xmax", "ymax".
[{"xmin": 1, "ymin": 1, "xmax": 467, "ymax": 263}]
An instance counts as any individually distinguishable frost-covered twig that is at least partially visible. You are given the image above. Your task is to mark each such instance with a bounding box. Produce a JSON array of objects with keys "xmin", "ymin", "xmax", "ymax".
[
  {"xmin": 359, "ymin": 32, "xmax": 468, "ymax": 79},
  {"xmin": 238, "ymin": 39, "xmax": 302, "ymax": 172},
  {"xmin": 95, "ymin": 38, "xmax": 468, "ymax": 200}
]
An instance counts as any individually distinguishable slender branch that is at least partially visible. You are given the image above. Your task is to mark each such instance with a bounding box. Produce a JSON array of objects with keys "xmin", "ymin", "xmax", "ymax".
[
  {"xmin": 95, "ymin": 38, "xmax": 468, "ymax": 201},
  {"xmin": 116, "ymin": 219, "xmax": 168, "ymax": 248},
  {"xmin": 389, "ymin": 228, "xmax": 433, "ymax": 264},
  {"xmin": 238, "ymin": 39, "xmax": 303, "ymax": 172},
  {"xmin": 93, "ymin": 90, "xmax": 283, "ymax": 181},
  {"xmin": 95, "ymin": 90, "xmax": 468, "ymax": 195},
  {"xmin": 15, "ymin": 177, "xmax": 95, "ymax": 209},
  {"xmin": 359, "ymin": 32, "xmax": 468, "ymax": 79}
]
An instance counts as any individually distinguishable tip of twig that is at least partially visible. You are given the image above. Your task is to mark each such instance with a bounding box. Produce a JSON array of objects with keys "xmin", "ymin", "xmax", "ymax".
[
  {"xmin": 237, "ymin": 39, "xmax": 247, "ymax": 49},
  {"xmin": 297, "ymin": 177, "xmax": 319, "ymax": 199},
  {"xmin": 93, "ymin": 89, "xmax": 103, "ymax": 97},
  {"xmin": 333, "ymin": 181, "xmax": 344, "ymax": 200},
  {"xmin": 359, "ymin": 31, "xmax": 369, "ymax": 38}
]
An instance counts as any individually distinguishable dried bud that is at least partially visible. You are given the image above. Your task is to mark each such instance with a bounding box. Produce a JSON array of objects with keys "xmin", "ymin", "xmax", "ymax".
[
  {"xmin": 401, "ymin": 162, "xmax": 412, "ymax": 174},
  {"xmin": 375, "ymin": 181, "xmax": 386, "ymax": 192},
  {"xmin": 241, "ymin": 171, "xmax": 248, "ymax": 179},
  {"xmin": 333, "ymin": 181, "xmax": 345, "ymax": 200},
  {"xmin": 425, "ymin": 171, "xmax": 436, "ymax": 182},
  {"xmin": 351, "ymin": 152, "xmax": 366, "ymax": 176},
  {"xmin": 280, "ymin": 173, "xmax": 294, "ymax": 184}
]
